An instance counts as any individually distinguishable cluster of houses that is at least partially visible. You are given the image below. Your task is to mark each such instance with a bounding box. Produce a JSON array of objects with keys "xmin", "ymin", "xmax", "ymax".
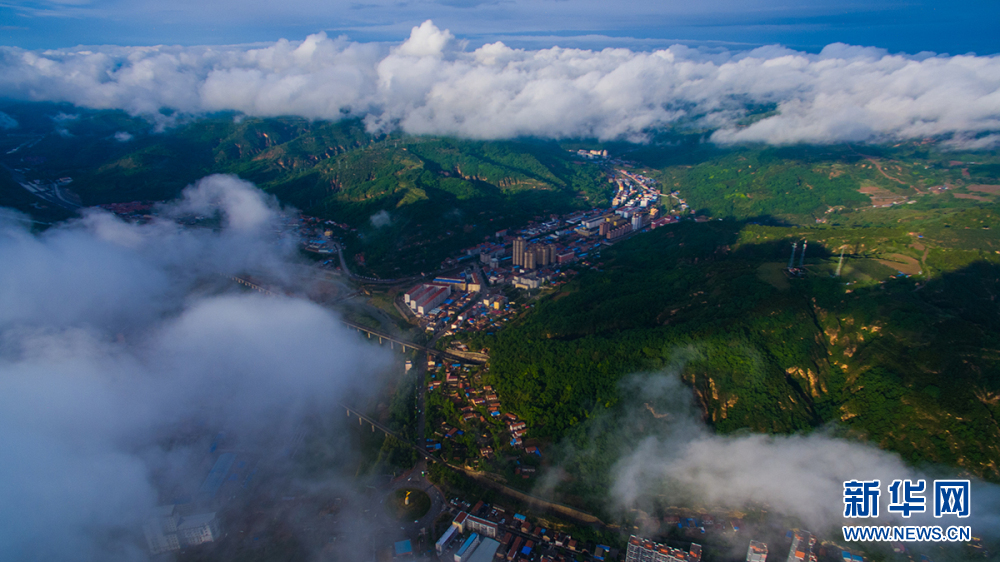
[
  {"xmin": 435, "ymin": 500, "xmax": 613, "ymax": 562},
  {"xmin": 440, "ymin": 164, "xmax": 689, "ymax": 297},
  {"xmin": 426, "ymin": 360, "xmax": 541, "ymax": 466},
  {"xmin": 438, "ymin": 294, "xmax": 521, "ymax": 336},
  {"xmin": 609, "ymin": 169, "xmax": 660, "ymax": 209},
  {"xmin": 402, "ymin": 278, "xmax": 500, "ymax": 335},
  {"xmin": 296, "ymin": 215, "xmax": 352, "ymax": 256}
]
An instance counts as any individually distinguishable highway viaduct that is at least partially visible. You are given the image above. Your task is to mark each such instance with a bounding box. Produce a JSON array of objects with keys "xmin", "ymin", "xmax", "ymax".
[
  {"xmin": 231, "ymin": 275, "xmax": 484, "ymax": 366},
  {"xmin": 338, "ymin": 320, "xmax": 485, "ymax": 366}
]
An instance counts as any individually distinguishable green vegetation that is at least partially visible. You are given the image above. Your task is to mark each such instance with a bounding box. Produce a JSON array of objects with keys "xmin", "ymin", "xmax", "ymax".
[
  {"xmin": 476, "ymin": 210, "xmax": 1000, "ymax": 513},
  {"xmin": 605, "ymin": 134, "xmax": 1000, "ymax": 221},
  {"xmin": 375, "ymin": 365, "xmax": 420, "ymax": 470},
  {"xmin": 386, "ymin": 488, "xmax": 431, "ymax": 521},
  {"xmin": 0, "ymin": 103, "xmax": 610, "ymax": 277}
]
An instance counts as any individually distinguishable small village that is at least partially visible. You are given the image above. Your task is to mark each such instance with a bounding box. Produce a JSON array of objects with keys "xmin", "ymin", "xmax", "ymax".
[{"xmin": 424, "ymin": 358, "xmax": 540, "ymax": 467}]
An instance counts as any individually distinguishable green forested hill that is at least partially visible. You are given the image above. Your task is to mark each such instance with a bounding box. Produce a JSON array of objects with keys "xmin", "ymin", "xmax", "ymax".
[
  {"xmin": 478, "ymin": 208, "xmax": 1000, "ymax": 484},
  {"xmin": 0, "ymin": 105, "xmax": 609, "ymax": 275}
]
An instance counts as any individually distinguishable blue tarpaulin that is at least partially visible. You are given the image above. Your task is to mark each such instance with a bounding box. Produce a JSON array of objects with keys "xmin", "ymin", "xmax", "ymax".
[{"xmin": 199, "ymin": 453, "xmax": 236, "ymax": 498}]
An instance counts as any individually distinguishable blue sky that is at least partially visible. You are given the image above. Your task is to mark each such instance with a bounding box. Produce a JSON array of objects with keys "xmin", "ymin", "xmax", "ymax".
[{"xmin": 2, "ymin": 0, "xmax": 998, "ymax": 54}]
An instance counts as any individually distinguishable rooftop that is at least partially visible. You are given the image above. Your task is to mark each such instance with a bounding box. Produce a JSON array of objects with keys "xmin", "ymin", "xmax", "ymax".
[{"xmin": 177, "ymin": 512, "xmax": 216, "ymax": 531}]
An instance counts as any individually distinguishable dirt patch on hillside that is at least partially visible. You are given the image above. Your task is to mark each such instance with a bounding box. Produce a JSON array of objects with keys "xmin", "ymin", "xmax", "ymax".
[
  {"xmin": 878, "ymin": 253, "xmax": 922, "ymax": 275},
  {"xmin": 954, "ymin": 193, "xmax": 991, "ymax": 202},
  {"xmin": 859, "ymin": 184, "xmax": 908, "ymax": 207},
  {"xmin": 968, "ymin": 185, "xmax": 1000, "ymax": 195},
  {"xmin": 908, "ymin": 234, "xmax": 930, "ymax": 265}
]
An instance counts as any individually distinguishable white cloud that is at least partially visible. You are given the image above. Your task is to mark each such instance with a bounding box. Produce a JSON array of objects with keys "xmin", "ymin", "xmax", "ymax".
[
  {"xmin": 0, "ymin": 21, "xmax": 999, "ymax": 144},
  {"xmin": 165, "ymin": 174, "xmax": 281, "ymax": 233},
  {"xmin": 369, "ymin": 209, "xmax": 391, "ymax": 228},
  {"xmin": 395, "ymin": 19, "xmax": 456, "ymax": 58},
  {"xmin": 0, "ymin": 176, "xmax": 392, "ymax": 560},
  {"xmin": 941, "ymin": 133, "xmax": 1000, "ymax": 151},
  {"xmin": 607, "ymin": 373, "xmax": 1000, "ymax": 539}
]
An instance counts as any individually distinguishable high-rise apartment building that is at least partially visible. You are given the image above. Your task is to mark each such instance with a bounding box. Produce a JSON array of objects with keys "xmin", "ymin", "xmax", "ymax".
[
  {"xmin": 512, "ymin": 237, "xmax": 526, "ymax": 267},
  {"xmin": 786, "ymin": 531, "xmax": 816, "ymax": 562},
  {"xmin": 524, "ymin": 251, "xmax": 536, "ymax": 270}
]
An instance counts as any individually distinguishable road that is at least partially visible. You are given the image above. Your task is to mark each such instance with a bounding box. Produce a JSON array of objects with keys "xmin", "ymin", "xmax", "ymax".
[
  {"xmin": 334, "ymin": 242, "xmax": 352, "ymax": 278},
  {"xmin": 414, "ymin": 351, "xmax": 429, "ymax": 446},
  {"xmin": 333, "ymin": 242, "xmax": 424, "ymax": 286},
  {"xmin": 341, "ymin": 404, "xmax": 606, "ymax": 530},
  {"xmin": 1, "ymin": 162, "xmax": 81, "ymax": 210},
  {"xmin": 387, "ymin": 461, "xmax": 446, "ymax": 536}
]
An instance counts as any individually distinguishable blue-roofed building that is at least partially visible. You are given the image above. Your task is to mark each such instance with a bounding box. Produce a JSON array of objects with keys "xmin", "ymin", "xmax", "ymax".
[
  {"xmin": 394, "ymin": 539, "xmax": 413, "ymax": 557},
  {"xmin": 198, "ymin": 453, "xmax": 236, "ymax": 498},
  {"xmin": 435, "ymin": 276, "xmax": 466, "ymax": 290},
  {"xmin": 455, "ymin": 533, "xmax": 481, "ymax": 562}
]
